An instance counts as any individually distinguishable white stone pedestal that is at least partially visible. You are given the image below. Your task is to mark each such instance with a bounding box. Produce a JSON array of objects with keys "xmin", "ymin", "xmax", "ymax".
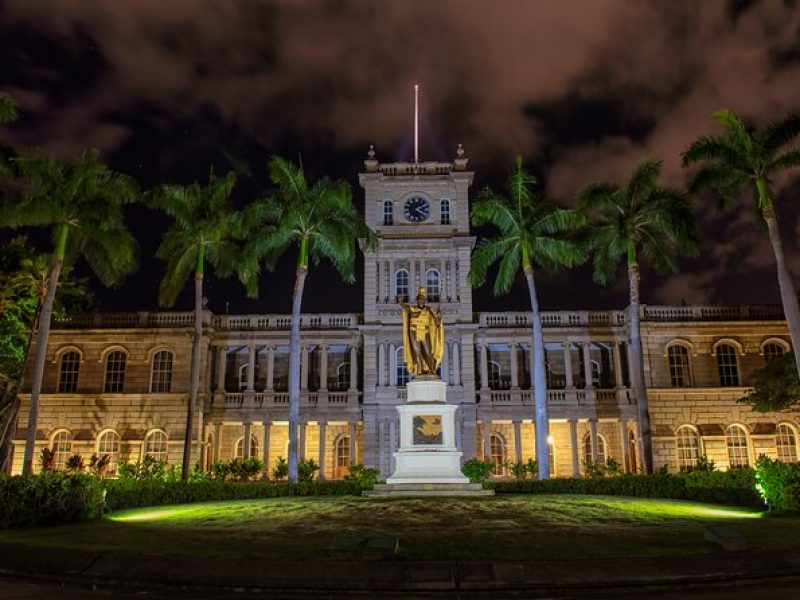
[{"xmin": 386, "ymin": 378, "xmax": 469, "ymax": 485}]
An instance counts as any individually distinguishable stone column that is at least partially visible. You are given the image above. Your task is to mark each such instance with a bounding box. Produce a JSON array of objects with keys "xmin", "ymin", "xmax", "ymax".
[
  {"xmin": 389, "ymin": 419, "xmax": 398, "ymax": 474},
  {"xmin": 262, "ymin": 421, "xmax": 271, "ymax": 469},
  {"xmin": 513, "ymin": 420, "xmax": 522, "ymax": 461},
  {"xmin": 480, "ymin": 342, "xmax": 489, "ymax": 390},
  {"xmin": 266, "ymin": 345, "xmax": 275, "ymax": 391},
  {"xmin": 569, "ymin": 419, "xmax": 580, "ymax": 477},
  {"xmin": 319, "ymin": 344, "xmax": 328, "ymax": 391},
  {"xmin": 481, "ymin": 420, "xmax": 490, "ymax": 459},
  {"xmin": 300, "ymin": 346, "xmax": 309, "ymax": 390},
  {"xmin": 452, "ymin": 342, "xmax": 461, "ymax": 386},
  {"xmin": 299, "ymin": 422, "xmax": 306, "ymax": 460},
  {"xmin": 216, "ymin": 346, "xmax": 227, "ymax": 392},
  {"xmin": 349, "ymin": 345, "xmax": 358, "ymax": 391},
  {"xmin": 388, "ymin": 259, "xmax": 396, "ymax": 297},
  {"xmin": 246, "ymin": 345, "xmax": 256, "ymax": 392},
  {"xmin": 243, "ymin": 422, "xmax": 252, "ymax": 458},
  {"xmin": 455, "ymin": 414, "xmax": 463, "ymax": 451},
  {"xmin": 618, "ymin": 419, "xmax": 628, "ymax": 472},
  {"xmin": 378, "ymin": 420, "xmax": 386, "ymax": 478},
  {"xmin": 409, "ymin": 260, "xmax": 416, "ymax": 294},
  {"xmin": 318, "ymin": 421, "xmax": 327, "ymax": 480},
  {"xmin": 612, "ymin": 342, "xmax": 623, "ymax": 388},
  {"xmin": 213, "ymin": 422, "xmax": 222, "ymax": 463},
  {"xmin": 389, "ymin": 343, "xmax": 397, "ymax": 386},
  {"xmin": 378, "ymin": 343, "xmax": 386, "ymax": 386},
  {"xmin": 510, "ymin": 343, "xmax": 519, "ymax": 389},
  {"xmin": 563, "ymin": 342, "xmax": 574, "ymax": 388},
  {"xmin": 583, "ymin": 343, "xmax": 593, "ymax": 389},
  {"xmin": 589, "ymin": 419, "xmax": 599, "ymax": 462},
  {"xmin": 349, "ymin": 421, "xmax": 357, "ymax": 464}
]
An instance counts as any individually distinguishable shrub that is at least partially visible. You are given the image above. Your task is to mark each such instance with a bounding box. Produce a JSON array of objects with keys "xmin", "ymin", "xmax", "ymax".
[
  {"xmin": 605, "ymin": 457, "xmax": 622, "ymax": 476},
  {"xmin": 103, "ymin": 479, "xmax": 364, "ymax": 511},
  {"xmin": 526, "ymin": 458, "xmax": 539, "ymax": 480},
  {"xmin": 297, "ymin": 458, "xmax": 319, "ymax": 482},
  {"xmin": 39, "ymin": 448, "xmax": 55, "ymax": 472},
  {"xmin": 89, "ymin": 453, "xmax": 111, "ymax": 477},
  {"xmin": 0, "ymin": 473, "xmax": 105, "ymax": 529},
  {"xmin": 118, "ymin": 455, "xmax": 167, "ymax": 482},
  {"xmin": 489, "ymin": 470, "xmax": 761, "ymax": 507},
  {"xmin": 343, "ymin": 464, "xmax": 380, "ymax": 487},
  {"xmin": 681, "ymin": 455, "xmax": 716, "ymax": 473},
  {"xmin": 272, "ymin": 456, "xmax": 289, "ymax": 481},
  {"xmin": 505, "ymin": 460, "xmax": 529, "ymax": 481},
  {"xmin": 582, "ymin": 459, "xmax": 605, "ymax": 478},
  {"xmin": 462, "ymin": 458, "xmax": 495, "ymax": 483},
  {"xmin": 65, "ymin": 454, "xmax": 85, "ymax": 474},
  {"xmin": 755, "ymin": 455, "xmax": 800, "ymax": 512},
  {"xmin": 228, "ymin": 457, "xmax": 265, "ymax": 482}
]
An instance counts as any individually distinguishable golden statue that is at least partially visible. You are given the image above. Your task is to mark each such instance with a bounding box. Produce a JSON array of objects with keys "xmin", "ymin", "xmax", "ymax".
[{"xmin": 398, "ymin": 285, "xmax": 444, "ymax": 377}]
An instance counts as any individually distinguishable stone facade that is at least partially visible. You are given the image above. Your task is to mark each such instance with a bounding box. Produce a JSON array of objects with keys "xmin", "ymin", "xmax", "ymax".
[{"xmin": 11, "ymin": 151, "xmax": 800, "ymax": 476}]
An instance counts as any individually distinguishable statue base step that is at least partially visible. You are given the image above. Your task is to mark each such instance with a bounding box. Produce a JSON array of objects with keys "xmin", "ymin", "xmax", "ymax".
[{"xmin": 363, "ymin": 483, "xmax": 494, "ymax": 497}]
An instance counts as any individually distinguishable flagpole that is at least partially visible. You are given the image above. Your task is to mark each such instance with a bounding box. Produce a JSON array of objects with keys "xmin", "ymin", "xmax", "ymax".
[{"xmin": 414, "ymin": 84, "xmax": 419, "ymax": 164}]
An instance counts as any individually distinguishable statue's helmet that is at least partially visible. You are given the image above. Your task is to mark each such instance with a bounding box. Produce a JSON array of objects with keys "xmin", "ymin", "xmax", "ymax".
[{"xmin": 416, "ymin": 285, "xmax": 427, "ymax": 300}]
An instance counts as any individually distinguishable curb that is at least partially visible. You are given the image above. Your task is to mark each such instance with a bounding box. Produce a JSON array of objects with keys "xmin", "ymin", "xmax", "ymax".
[{"xmin": 1, "ymin": 543, "xmax": 800, "ymax": 594}]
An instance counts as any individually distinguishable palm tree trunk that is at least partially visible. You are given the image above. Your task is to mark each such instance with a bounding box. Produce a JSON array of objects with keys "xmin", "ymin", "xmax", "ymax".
[
  {"xmin": 287, "ymin": 266, "xmax": 308, "ymax": 483},
  {"xmin": 763, "ymin": 210, "xmax": 800, "ymax": 378},
  {"xmin": 0, "ymin": 301, "xmax": 41, "ymax": 472},
  {"xmin": 627, "ymin": 262, "xmax": 653, "ymax": 474},
  {"xmin": 22, "ymin": 251, "xmax": 64, "ymax": 475},
  {"xmin": 182, "ymin": 273, "xmax": 203, "ymax": 480},
  {"xmin": 524, "ymin": 267, "xmax": 550, "ymax": 480}
]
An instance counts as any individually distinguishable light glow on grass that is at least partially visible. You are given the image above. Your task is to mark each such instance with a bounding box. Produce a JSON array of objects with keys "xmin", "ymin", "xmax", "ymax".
[{"xmin": 686, "ymin": 506, "xmax": 762, "ymax": 519}]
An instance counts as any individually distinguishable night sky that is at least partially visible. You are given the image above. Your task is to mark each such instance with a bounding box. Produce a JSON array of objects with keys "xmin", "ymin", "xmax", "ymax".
[{"xmin": 2, "ymin": 0, "xmax": 800, "ymax": 316}]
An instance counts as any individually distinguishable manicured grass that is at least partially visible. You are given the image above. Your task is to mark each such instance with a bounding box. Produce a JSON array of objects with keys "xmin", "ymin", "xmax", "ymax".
[{"xmin": 0, "ymin": 495, "xmax": 797, "ymax": 561}]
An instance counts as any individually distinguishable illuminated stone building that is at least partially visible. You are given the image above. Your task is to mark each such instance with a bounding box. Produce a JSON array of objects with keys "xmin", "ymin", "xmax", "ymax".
[{"xmin": 11, "ymin": 148, "xmax": 800, "ymax": 477}]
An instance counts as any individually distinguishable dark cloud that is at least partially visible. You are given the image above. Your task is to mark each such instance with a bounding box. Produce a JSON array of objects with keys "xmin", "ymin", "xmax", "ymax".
[{"xmin": 2, "ymin": 0, "xmax": 800, "ymax": 312}]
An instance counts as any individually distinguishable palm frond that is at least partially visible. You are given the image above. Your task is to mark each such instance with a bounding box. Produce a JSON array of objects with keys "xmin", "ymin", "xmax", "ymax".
[{"xmin": 760, "ymin": 112, "xmax": 800, "ymax": 158}]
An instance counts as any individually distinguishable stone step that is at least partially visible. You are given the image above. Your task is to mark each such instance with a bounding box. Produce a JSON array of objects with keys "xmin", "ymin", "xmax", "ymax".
[
  {"xmin": 363, "ymin": 489, "xmax": 495, "ymax": 498},
  {"xmin": 363, "ymin": 482, "xmax": 495, "ymax": 497},
  {"xmin": 372, "ymin": 482, "xmax": 485, "ymax": 492}
]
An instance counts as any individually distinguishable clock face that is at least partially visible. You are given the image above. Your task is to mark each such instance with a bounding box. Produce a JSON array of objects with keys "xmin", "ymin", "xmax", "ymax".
[{"xmin": 403, "ymin": 196, "xmax": 430, "ymax": 223}]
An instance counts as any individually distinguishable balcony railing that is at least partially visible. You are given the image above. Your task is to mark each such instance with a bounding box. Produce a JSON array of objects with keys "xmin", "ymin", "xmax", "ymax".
[
  {"xmin": 478, "ymin": 310, "xmax": 627, "ymax": 328},
  {"xmin": 481, "ymin": 388, "xmax": 633, "ymax": 406},
  {"xmin": 212, "ymin": 313, "xmax": 358, "ymax": 330},
  {"xmin": 215, "ymin": 390, "xmax": 358, "ymax": 409}
]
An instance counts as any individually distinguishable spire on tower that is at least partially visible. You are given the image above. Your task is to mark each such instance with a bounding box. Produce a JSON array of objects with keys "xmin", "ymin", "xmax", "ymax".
[{"xmin": 414, "ymin": 84, "xmax": 419, "ymax": 164}]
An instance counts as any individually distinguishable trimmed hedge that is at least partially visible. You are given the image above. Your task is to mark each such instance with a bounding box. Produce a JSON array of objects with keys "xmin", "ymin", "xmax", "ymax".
[
  {"xmin": 0, "ymin": 473, "xmax": 105, "ymax": 529},
  {"xmin": 755, "ymin": 456, "xmax": 800, "ymax": 512},
  {"xmin": 103, "ymin": 479, "xmax": 364, "ymax": 511},
  {"xmin": 489, "ymin": 470, "xmax": 762, "ymax": 508}
]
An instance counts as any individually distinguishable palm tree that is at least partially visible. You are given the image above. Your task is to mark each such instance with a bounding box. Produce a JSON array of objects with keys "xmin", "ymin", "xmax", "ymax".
[
  {"xmin": 469, "ymin": 158, "xmax": 585, "ymax": 480},
  {"xmin": 241, "ymin": 157, "xmax": 375, "ymax": 482},
  {"xmin": 1, "ymin": 149, "xmax": 138, "ymax": 475},
  {"xmin": 682, "ymin": 109, "xmax": 800, "ymax": 378},
  {"xmin": 577, "ymin": 159, "xmax": 698, "ymax": 474},
  {"xmin": 149, "ymin": 170, "xmax": 246, "ymax": 479}
]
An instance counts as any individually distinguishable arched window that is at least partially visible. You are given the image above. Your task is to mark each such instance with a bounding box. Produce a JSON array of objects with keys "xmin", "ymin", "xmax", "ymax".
[
  {"xmin": 440, "ymin": 199, "xmax": 451, "ymax": 225},
  {"xmin": 726, "ymin": 425, "xmax": 750, "ymax": 468},
  {"xmin": 382, "ymin": 200, "xmax": 393, "ymax": 225},
  {"xmin": 488, "ymin": 360, "xmax": 501, "ymax": 389},
  {"xmin": 144, "ymin": 430, "xmax": 168, "ymax": 462},
  {"xmin": 776, "ymin": 424, "xmax": 798, "ymax": 463},
  {"xmin": 627, "ymin": 429, "xmax": 638, "ymax": 473},
  {"xmin": 395, "ymin": 269, "xmax": 409, "ymax": 300},
  {"xmin": 715, "ymin": 344, "xmax": 740, "ymax": 387},
  {"xmin": 582, "ymin": 433, "xmax": 607, "ymax": 467},
  {"xmin": 238, "ymin": 364, "xmax": 248, "ymax": 391},
  {"xmin": 235, "ymin": 435, "xmax": 259, "ymax": 459},
  {"xmin": 104, "ymin": 351, "xmax": 127, "ymax": 393},
  {"xmin": 58, "ymin": 351, "xmax": 81, "ymax": 393},
  {"xmin": 51, "ymin": 430, "xmax": 72, "ymax": 470},
  {"xmin": 336, "ymin": 362, "xmax": 350, "ymax": 391},
  {"xmin": 396, "ymin": 347, "xmax": 409, "ymax": 387},
  {"xmin": 675, "ymin": 425, "xmax": 700, "ymax": 470},
  {"xmin": 425, "ymin": 269, "xmax": 440, "ymax": 302},
  {"xmin": 335, "ymin": 435, "xmax": 350, "ymax": 478},
  {"xmin": 150, "ymin": 350, "xmax": 173, "ymax": 393},
  {"xmin": 763, "ymin": 342, "xmax": 786, "ymax": 362},
  {"xmin": 590, "ymin": 360, "xmax": 601, "ymax": 388},
  {"xmin": 97, "ymin": 430, "xmax": 121, "ymax": 474},
  {"xmin": 667, "ymin": 345, "xmax": 692, "ymax": 388},
  {"xmin": 490, "ymin": 433, "xmax": 506, "ymax": 475}
]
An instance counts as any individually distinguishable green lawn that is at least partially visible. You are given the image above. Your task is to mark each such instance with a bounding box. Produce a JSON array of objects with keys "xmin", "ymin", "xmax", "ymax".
[{"xmin": 1, "ymin": 495, "xmax": 798, "ymax": 561}]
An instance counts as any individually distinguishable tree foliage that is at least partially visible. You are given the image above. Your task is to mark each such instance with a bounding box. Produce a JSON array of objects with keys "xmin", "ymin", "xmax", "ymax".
[{"xmin": 740, "ymin": 353, "xmax": 800, "ymax": 412}]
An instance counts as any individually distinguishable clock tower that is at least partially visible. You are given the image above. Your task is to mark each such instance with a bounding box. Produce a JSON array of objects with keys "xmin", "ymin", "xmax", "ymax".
[{"xmin": 358, "ymin": 144, "xmax": 479, "ymax": 475}]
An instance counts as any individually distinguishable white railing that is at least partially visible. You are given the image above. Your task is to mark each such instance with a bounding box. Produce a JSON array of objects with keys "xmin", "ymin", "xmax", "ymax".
[
  {"xmin": 642, "ymin": 305, "xmax": 784, "ymax": 321},
  {"xmin": 479, "ymin": 310, "xmax": 627, "ymax": 328},
  {"xmin": 54, "ymin": 311, "xmax": 198, "ymax": 329},
  {"xmin": 378, "ymin": 161, "xmax": 452, "ymax": 176},
  {"xmin": 218, "ymin": 390, "xmax": 357, "ymax": 408},
  {"xmin": 212, "ymin": 313, "xmax": 358, "ymax": 330}
]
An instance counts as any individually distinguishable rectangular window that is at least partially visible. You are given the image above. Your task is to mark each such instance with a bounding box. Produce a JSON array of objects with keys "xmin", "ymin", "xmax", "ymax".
[
  {"xmin": 58, "ymin": 352, "xmax": 81, "ymax": 393},
  {"xmin": 104, "ymin": 351, "xmax": 127, "ymax": 393}
]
